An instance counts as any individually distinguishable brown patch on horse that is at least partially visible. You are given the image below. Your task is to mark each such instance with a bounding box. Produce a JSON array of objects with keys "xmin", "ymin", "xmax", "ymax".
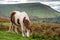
[
  {"xmin": 10, "ymin": 12, "xmax": 16, "ymax": 24},
  {"xmin": 17, "ymin": 18, "xmax": 20, "ymax": 24},
  {"xmin": 23, "ymin": 17, "xmax": 32, "ymax": 32}
]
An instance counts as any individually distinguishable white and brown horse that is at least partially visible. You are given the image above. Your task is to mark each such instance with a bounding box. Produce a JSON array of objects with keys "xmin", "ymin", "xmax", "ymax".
[{"xmin": 8, "ymin": 11, "xmax": 31, "ymax": 37}]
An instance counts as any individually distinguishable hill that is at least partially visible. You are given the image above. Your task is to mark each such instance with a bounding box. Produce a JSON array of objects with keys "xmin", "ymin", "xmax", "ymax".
[
  {"xmin": 0, "ymin": 3, "xmax": 60, "ymax": 22},
  {"xmin": 0, "ymin": 3, "xmax": 60, "ymax": 18}
]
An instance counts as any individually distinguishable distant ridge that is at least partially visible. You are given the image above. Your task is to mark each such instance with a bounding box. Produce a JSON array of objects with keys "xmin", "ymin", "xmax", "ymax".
[{"xmin": 0, "ymin": 2, "xmax": 60, "ymax": 18}]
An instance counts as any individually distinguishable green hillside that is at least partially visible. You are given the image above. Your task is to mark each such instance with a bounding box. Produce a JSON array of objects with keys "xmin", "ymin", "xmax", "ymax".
[{"xmin": 0, "ymin": 3, "xmax": 60, "ymax": 18}]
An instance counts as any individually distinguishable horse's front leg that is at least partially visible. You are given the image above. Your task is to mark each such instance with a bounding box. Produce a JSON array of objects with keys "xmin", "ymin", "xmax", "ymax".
[
  {"xmin": 14, "ymin": 25, "xmax": 18, "ymax": 34},
  {"xmin": 26, "ymin": 29, "xmax": 30, "ymax": 37},
  {"xmin": 20, "ymin": 23, "xmax": 25, "ymax": 37}
]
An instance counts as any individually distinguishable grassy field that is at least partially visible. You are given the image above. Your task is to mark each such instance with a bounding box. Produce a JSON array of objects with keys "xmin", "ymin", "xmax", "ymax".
[
  {"xmin": 0, "ymin": 22, "xmax": 60, "ymax": 40},
  {"xmin": 0, "ymin": 30, "xmax": 59, "ymax": 40},
  {"xmin": 0, "ymin": 31, "xmax": 34, "ymax": 40}
]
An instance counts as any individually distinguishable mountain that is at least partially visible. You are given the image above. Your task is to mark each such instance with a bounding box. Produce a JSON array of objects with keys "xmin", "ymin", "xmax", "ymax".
[
  {"xmin": 0, "ymin": 3, "xmax": 60, "ymax": 18},
  {"xmin": 0, "ymin": 3, "xmax": 60, "ymax": 22}
]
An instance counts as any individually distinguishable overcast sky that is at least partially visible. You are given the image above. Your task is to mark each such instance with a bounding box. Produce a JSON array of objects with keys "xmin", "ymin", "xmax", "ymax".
[
  {"xmin": 0, "ymin": 0, "xmax": 60, "ymax": 12},
  {"xmin": 29, "ymin": 0, "xmax": 60, "ymax": 1}
]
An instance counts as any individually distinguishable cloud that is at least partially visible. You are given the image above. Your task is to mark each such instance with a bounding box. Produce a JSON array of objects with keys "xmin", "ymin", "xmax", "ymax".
[
  {"xmin": 28, "ymin": 0, "xmax": 60, "ymax": 2},
  {"xmin": 40, "ymin": 1, "xmax": 60, "ymax": 12},
  {"xmin": 6, "ymin": 0, "xmax": 28, "ymax": 3},
  {"xmin": 29, "ymin": 0, "xmax": 60, "ymax": 12},
  {"xmin": 0, "ymin": 0, "xmax": 28, "ymax": 4}
]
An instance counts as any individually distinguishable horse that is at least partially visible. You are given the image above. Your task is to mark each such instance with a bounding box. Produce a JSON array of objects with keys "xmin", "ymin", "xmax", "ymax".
[{"xmin": 8, "ymin": 11, "xmax": 31, "ymax": 37}]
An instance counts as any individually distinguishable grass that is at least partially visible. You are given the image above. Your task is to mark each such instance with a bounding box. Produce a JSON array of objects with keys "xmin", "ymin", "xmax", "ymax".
[
  {"xmin": 0, "ymin": 31, "xmax": 29, "ymax": 40},
  {"xmin": 0, "ymin": 31, "xmax": 60, "ymax": 40},
  {"xmin": 0, "ymin": 22, "xmax": 60, "ymax": 40},
  {"xmin": 2, "ymin": 22, "xmax": 10, "ymax": 27},
  {"xmin": 0, "ymin": 22, "xmax": 10, "ymax": 27},
  {"xmin": 0, "ymin": 31, "xmax": 40, "ymax": 40}
]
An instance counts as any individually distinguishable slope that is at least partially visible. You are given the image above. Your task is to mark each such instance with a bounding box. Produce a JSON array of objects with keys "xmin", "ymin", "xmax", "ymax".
[{"xmin": 0, "ymin": 3, "xmax": 60, "ymax": 18}]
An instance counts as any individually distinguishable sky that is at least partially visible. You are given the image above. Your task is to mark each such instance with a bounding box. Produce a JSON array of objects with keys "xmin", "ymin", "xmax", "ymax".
[{"xmin": 0, "ymin": 0, "xmax": 60, "ymax": 12}]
